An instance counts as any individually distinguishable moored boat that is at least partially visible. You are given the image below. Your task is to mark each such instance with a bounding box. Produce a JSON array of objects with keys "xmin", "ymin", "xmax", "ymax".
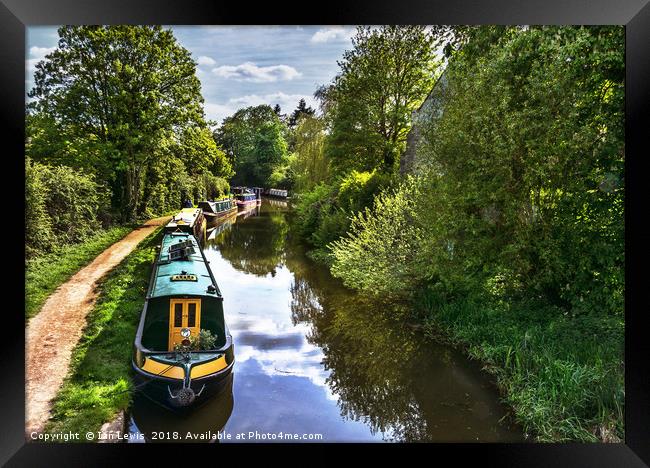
[
  {"xmin": 251, "ymin": 187, "xmax": 263, "ymax": 205},
  {"xmin": 165, "ymin": 208, "xmax": 207, "ymax": 242},
  {"xmin": 198, "ymin": 198, "xmax": 238, "ymax": 220},
  {"xmin": 235, "ymin": 192, "xmax": 257, "ymax": 210},
  {"xmin": 266, "ymin": 188, "xmax": 288, "ymax": 198},
  {"xmin": 132, "ymin": 232, "xmax": 234, "ymax": 410}
]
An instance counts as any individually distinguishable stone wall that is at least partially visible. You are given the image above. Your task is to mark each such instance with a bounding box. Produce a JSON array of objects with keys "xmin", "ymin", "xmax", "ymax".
[{"xmin": 399, "ymin": 70, "xmax": 448, "ymax": 176}]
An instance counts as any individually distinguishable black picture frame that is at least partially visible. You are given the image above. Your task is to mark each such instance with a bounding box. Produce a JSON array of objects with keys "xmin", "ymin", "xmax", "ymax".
[{"xmin": 2, "ymin": 0, "xmax": 648, "ymax": 465}]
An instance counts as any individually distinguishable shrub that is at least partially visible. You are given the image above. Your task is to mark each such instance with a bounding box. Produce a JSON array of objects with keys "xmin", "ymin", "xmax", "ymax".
[
  {"xmin": 25, "ymin": 159, "xmax": 110, "ymax": 258},
  {"xmin": 330, "ymin": 176, "xmax": 426, "ymax": 297}
]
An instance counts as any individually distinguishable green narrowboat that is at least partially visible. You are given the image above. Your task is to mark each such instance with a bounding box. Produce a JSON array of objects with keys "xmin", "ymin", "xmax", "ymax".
[
  {"xmin": 132, "ymin": 231, "xmax": 234, "ymax": 409},
  {"xmin": 197, "ymin": 198, "xmax": 237, "ymax": 221},
  {"xmin": 165, "ymin": 208, "xmax": 207, "ymax": 241}
]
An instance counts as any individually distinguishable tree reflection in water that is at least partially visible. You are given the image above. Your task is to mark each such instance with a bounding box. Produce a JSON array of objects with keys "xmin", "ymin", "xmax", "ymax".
[
  {"xmin": 207, "ymin": 201, "xmax": 521, "ymax": 442},
  {"xmin": 287, "ymin": 262, "xmax": 431, "ymax": 441},
  {"xmin": 209, "ymin": 207, "xmax": 288, "ymax": 277}
]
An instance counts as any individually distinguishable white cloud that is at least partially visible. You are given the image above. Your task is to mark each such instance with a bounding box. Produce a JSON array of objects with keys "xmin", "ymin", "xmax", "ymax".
[
  {"xmin": 211, "ymin": 62, "xmax": 301, "ymax": 82},
  {"xmin": 205, "ymin": 92, "xmax": 318, "ymax": 123},
  {"xmin": 29, "ymin": 46, "xmax": 55, "ymax": 58},
  {"xmin": 310, "ymin": 27, "xmax": 354, "ymax": 43},
  {"xmin": 197, "ymin": 55, "xmax": 216, "ymax": 67},
  {"xmin": 27, "ymin": 46, "xmax": 56, "ymax": 73}
]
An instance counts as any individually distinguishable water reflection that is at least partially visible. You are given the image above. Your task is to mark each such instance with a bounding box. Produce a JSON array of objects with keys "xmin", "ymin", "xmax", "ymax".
[
  {"xmin": 129, "ymin": 374, "xmax": 234, "ymax": 443},
  {"xmin": 129, "ymin": 200, "xmax": 523, "ymax": 442}
]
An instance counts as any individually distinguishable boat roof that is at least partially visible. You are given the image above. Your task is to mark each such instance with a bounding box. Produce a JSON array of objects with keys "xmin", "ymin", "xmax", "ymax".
[
  {"xmin": 165, "ymin": 208, "xmax": 202, "ymax": 230},
  {"xmin": 149, "ymin": 233, "xmax": 221, "ymax": 299}
]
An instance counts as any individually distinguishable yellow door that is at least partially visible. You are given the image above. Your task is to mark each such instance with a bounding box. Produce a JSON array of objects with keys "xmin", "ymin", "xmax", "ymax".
[{"xmin": 168, "ymin": 299, "xmax": 201, "ymax": 351}]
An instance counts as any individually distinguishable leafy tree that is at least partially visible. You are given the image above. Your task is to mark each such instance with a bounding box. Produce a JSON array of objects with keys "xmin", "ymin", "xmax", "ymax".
[
  {"xmin": 290, "ymin": 114, "xmax": 328, "ymax": 191},
  {"xmin": 288, "ymin": 98, "xmax": 315, "ymax": 127},
  {"xmin": 331, "ymin": 26, "xmax": 625, "ymax": 320},
  {"xmin": 215, "ymin": 105, "xmax": 288, "ymax": 187},
  {"xmin": 175, "ymin": 126, "xmax": 233, "ymax": 179},
  {"xmin": 28, "ymin": 25, "xmax": 205, "ymax": 221},
  {"xmin": 324, "ymin": 26, "xmax": 441, "ymax": 175}
]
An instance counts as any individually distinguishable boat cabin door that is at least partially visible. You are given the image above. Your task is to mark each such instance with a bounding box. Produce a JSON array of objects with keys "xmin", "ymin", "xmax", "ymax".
[{"xmin": 168, "ymin": 298, "xmax": 201, "ymax": 351}]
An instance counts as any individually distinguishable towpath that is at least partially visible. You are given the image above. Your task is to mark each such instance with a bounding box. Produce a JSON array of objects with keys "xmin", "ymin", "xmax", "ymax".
[{"xmin": 25, "ymin": 216, "xmax": 169, "ymax": 436}]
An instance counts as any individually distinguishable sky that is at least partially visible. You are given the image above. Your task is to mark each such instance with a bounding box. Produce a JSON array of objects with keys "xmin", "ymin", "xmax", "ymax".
[{"xmin": 26, "ymin": 26, "xmax": 358, "ymax": 125}]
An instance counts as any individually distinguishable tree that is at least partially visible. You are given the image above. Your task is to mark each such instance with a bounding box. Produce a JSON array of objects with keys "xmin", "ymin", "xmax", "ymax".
[
  {"xmin": 215, "ymin": 105, "xmax": 288, "ymax": 187},
  {"xmin": 288, "ymin": 98, "xmax": 315, "ymax": 127},
  {"xmin": 324, "ymin": 26, "xmax": 441, "ymax": 175},
  {"xmin": 175, "ymin": 126, "xmax": 233, "ymax": 179},
  {"xmin": 291, "ymin": 114, "xmax": 328, "ymax": 191},
  {"xmin": 28, "ymin": 26, "xmax": 205, "ymax": 221}
]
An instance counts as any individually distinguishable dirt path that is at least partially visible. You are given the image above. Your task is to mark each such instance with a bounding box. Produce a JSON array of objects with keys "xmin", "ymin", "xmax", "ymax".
[{"xmin": 25, "ymin": 216, "xmax": 169, "ymax": 436}]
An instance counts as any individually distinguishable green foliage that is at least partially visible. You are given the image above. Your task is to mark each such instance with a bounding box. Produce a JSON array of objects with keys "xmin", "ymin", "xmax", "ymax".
[
  {"xmin": 173, "ymin": 329, "xmax": 217, "ymax": 351},
  {"xmin": 28, "ymin": 26, "xmax": 211, "ymax": 222},
  {"xmin": 176, "ymin": 126, "xmax": 233, "ymax": 179},
  {"xmin": 215, "ymin": 105, "xmax": 289, "ymax": 188},
  {"xmin": 25, "ymin": 158, "xmax": 111, "ymax": 258},
  {"xmin": 291, "ymin": 115, "xmax": 328, "ymax": 191},
  {"xmin": 331, "ymin": 176, "xmax": 425, "ymax": 295},
  {"xmin": 294, "ymin": 171, "xmax": 392, "ymax": 263},
  {"xmin": 323, "ymin": 26, "xmax": 441, "ymax": 176},
  {"xmin": 420, "ymin": 294, "xmax": 624, "ymax": 442},
  {"xmin": 25, "ymin": 158, "xmax": 54, "ymax": 255},
  {"xmin": 419, "ymin": 25, "xmax": 624, "ymax": 316},
  {"xmin": 25, "ymin": 226, "xmax": 132, "ymax": 320}
]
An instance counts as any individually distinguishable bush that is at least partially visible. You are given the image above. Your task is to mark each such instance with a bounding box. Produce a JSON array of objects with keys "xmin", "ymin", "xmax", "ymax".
[
  {"xmin": 293, "ymin": 171, "xmax": 392, "ymax": 263},
  {"xmin": 25, "ymin": 158, "xmax": 110, "ymax": 258},
  {"xmin": 330, "ymin": 176, "xmax": 426, "ymax": 297},
  {"xmin": 26, "ymin": 158, "xmax": 54, "ymax": 256}
]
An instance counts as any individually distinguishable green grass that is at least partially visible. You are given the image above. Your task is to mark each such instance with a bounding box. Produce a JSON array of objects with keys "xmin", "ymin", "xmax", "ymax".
[
  {"xmin": 25, "ymin": 226, "xmax": 134, "ymax": 321},
  {"xmin": 43, "ymin": 228, "xmax": 162, "ymax": 438},
  {"xmin": 419, "ymin": 293, "xmax": 624, "ymax": 442}
]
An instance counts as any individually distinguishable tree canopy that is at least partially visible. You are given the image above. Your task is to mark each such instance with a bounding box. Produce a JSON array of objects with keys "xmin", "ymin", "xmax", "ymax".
[
  {"xmin": 215, "ymin": 105, "xmax": 289, "ymax": 188},
  {"xmin": 27, "ymin": 25, "xmax": 223, "ymax": 221},
  {"xmin": 323, "ymin": 26, "xmax": 441, "ymax": 175}
]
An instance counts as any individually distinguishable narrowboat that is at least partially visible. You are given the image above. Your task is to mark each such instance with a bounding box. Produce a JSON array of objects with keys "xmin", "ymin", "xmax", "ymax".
[
  {"xmin": 235, "ymin": 192, "xmax": 257, "ymax": 210},
  {"xmin": 132, "ymin": 231, "xmax": 234, "ymax": 409},
  {"xmin": 198, "ymin": 198, "xmax": 237, "ymax": 220},
  {"xmin": 251, "ymin": 187, "xmax": 263, "ymax": 205},
  {"xmin": 267, "ymin": 188, "xmax": 289, "ymax": 198},
  {"xmin": 165, "ymin": 208, "xmax": 207, "ymax": 242}
]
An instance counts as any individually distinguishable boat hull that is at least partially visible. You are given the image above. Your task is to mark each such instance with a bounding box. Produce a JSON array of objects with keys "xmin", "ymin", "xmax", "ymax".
[
  {"xmin": 203, "ymin": 207, "xmax": 238, "ymax": 220},
  {"xmin": 236, "ymin": 200, "xmax": 257, "ymax": 210},
  {"xmin": 132, "ymin": 358, "xmax": 234, "ymax": 412}
]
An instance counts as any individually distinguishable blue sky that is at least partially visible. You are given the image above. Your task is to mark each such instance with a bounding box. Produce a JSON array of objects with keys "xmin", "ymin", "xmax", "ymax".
[{"xmin": 26, "ymin": 26, "xmax": 358, "ymax": 125}]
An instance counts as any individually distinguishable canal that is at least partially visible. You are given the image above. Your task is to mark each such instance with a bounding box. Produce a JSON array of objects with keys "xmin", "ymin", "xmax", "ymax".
[{"xmin": 128, "ymin": 199, "xmax": 524, "ymax": 442}]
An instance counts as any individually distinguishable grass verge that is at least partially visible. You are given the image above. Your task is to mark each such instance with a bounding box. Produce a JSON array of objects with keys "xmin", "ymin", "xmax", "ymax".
[
  {"xmin": 43, "ymin": 228, "xmax": 162, "ymax": 438},
  {"xmin": 25, "ymin": 226, "xmax": 134, "ymax": 321},
  {"xmin": 418, "ymin": 293, "xmax": 624, "ymax": 442}
]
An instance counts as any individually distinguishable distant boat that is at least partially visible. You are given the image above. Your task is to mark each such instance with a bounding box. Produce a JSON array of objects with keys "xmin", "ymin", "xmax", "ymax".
[
  {"xmin": 234, "ymin": 192, "xmax": 257, "ymax": 211},
  {"xmin": 198, "ymin": 198, "xmax": 238, "ymax": 220},
  {"xmin": 251, "ymin": 187, "xmax": 263, "ymax": 205},
  {"xmin": 267, "ymin": 188, "xmax": 288, "ymax": 198},
  {"xmin": 165, "ymin": 208, "xmax": 206, "ymax": 242},
  {"xmin": 132, "ymin": 231, "xmax": 234, "ymax": 410}
]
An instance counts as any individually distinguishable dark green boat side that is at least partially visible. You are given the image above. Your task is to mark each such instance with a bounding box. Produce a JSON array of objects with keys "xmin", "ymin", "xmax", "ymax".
[{"xmin": 132, "ymin": 231, "xmax": 234, "ymax": 409}]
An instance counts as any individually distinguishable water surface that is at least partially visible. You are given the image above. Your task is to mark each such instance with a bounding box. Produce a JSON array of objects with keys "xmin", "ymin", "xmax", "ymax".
[{"xmin": 129, "ymin": 200, "xmax": 524, "ymax": 442}]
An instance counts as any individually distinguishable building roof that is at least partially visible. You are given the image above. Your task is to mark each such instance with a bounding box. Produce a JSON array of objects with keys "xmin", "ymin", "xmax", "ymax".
[
  {"xmin": 165, "ymin": 208, "xmax": 202, "ymax": 231},
  {"xmin": 149, "ymin": 233, "xmax": 221, "ymax": 299}
]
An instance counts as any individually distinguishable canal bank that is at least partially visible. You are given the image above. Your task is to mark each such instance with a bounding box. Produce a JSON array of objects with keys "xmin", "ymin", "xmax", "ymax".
[
  {"xmin": 128, "ymin": 200, "xmax": 523, "ymax": 442},
  {"xmin": 35, "ymin": 200, "xmax": 523, "ymax": 442}
]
